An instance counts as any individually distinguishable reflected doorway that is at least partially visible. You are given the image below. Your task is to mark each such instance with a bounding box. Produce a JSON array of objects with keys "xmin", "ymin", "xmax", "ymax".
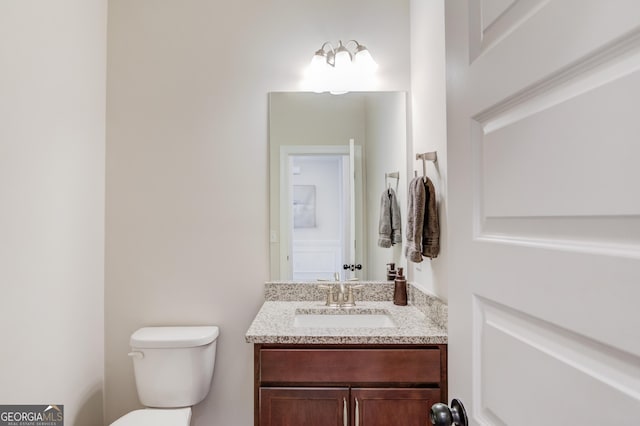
[{"xmin": 279, "ymin": 142, "xmax": 364, "ymax": 281}]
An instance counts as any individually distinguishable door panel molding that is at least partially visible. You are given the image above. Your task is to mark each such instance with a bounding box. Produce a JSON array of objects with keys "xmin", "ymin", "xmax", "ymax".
[
  {"xmin": 469, "ymin": 0, "xmax": 550, "ymax": 61},
  {"xmin": 474, "ymin": 27, "xmax": 640, "ymax": 133},
  {"xmin": 481, "ymin": 0, "xmax": 517, "ymax": 33},
  {"xmin": 480, "ymin": 71, "xmax": 640, "ymax": 216},
  {"xmin": 470, "ymin": 27, "xmax": 640, "ymax": 257},
  {"xmin": 473, "ymin": 296, "xmax": 640, "ymax": 425},
  {"xmin": 480, "ymin": 215, "xmax": 640, "ymax": 259}
]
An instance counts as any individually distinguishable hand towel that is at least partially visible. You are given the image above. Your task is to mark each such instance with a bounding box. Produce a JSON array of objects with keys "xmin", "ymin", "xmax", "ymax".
[
  {"xmin": 405, "ymin": 176, "xmax": 439, "ymax": 261},
  {"xmin": 405, "ymin": 177, "xmax": 426, "ymax": 262},
  {"xmin": 377, "ymin": 188, "xmax": 402, "ymax": 248},
  {"xmin": 422, "ymin": 177, "xmax": 440, "ymax": 259}
]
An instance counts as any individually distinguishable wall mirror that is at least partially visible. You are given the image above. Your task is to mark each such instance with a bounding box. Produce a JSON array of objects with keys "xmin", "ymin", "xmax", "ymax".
[{"xmin": 269, "ymin": 92, "xmax": 408, "ymax": 282}]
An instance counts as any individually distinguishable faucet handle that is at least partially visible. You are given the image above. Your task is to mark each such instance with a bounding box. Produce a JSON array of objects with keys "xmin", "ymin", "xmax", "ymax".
[
  {"xmin": 318, "ymin": 284, "xmax": 335, "ymax": 295},
  {"xmin": 318, "ymin": 284, "xmax": 339, "ymax": 307},
  {"xmin": 342, "ymin": 284, "xmax": 365, "ymax": 307}
]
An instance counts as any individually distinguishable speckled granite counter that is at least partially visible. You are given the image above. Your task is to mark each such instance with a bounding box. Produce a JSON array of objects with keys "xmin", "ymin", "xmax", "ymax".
[{"xmin": 245, "ymin": 281, "xmax": 448, "ymax": 345}]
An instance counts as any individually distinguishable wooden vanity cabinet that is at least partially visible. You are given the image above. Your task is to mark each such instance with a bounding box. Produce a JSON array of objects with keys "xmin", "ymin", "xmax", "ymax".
[
  {"xmin": 260, "ymin": 387, "xmax": 349, "ymax": 426},
  {"xmin": 254, "ymin": 344, "xmax": 447, "ymax": 426},
  {"xmin": 350, "ymin": 388, "xmax": 442, "ymax": 426}
]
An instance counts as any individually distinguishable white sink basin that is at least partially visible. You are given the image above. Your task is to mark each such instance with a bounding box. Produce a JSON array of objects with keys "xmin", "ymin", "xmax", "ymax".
[{"xmin": 293, "ymin": 313, "xmax": 396, "ymax": 329}]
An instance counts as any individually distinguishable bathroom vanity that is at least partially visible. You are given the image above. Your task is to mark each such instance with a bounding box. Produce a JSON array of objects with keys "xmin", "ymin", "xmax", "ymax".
[
  {"xmin": 255, "ymin": 343, "xmax": 446, "ymax": 426},
  {"xmin": 246, "ymin": 282, "xmax": 448, "ymax": 426}
]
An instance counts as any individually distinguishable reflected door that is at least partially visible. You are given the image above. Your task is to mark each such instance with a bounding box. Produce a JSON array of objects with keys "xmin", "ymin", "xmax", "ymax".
[
  {"xmin": 290, "ymin": 153, "xmax": 349, "ymax": 281},
  {"xmin": 346, "ymin": 138, "xmax": 358, "ymax": 280},
  {"xmin": 279, "ymin": 143, "xmax": 363, "ymax": 281}
]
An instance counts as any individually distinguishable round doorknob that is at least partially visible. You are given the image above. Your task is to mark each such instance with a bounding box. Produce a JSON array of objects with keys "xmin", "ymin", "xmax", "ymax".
[
  {"xmin": 430, "ymin": 399, "xmax": 468, "ymax": 426},
  {"xmin": 343, "ymin": 264, "xmax": 363, "ymax": 271}
]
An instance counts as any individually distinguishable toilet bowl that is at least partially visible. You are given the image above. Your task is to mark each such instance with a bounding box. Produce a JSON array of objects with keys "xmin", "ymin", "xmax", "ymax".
[
  {"xmin": 110, "ymin": 326, "xmax": 219, "ymax": 426},
  {"xmin": 110, "ymin": 407, "xmax": 191, "ymax": 426}
]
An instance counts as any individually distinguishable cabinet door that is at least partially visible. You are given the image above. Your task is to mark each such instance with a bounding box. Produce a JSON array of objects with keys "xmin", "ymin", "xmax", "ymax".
[
  {"xmin": 351, "ymin": 388, "xmax": 441, "ymax": 426},
  {"xmin": 260, "ymin": 387, "xmax": 349, "ymax": 426}
]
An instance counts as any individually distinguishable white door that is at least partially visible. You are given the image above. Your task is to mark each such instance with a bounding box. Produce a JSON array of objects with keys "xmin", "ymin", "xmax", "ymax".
[{"xmin": 446, "ymin": 1, "xmax": 640, "ymax": 425}]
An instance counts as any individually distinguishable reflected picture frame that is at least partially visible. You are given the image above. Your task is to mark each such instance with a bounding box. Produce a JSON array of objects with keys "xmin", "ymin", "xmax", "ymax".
[{"xmin": 293, "ymin": 185, "xmax": 316, "ymax": 228}]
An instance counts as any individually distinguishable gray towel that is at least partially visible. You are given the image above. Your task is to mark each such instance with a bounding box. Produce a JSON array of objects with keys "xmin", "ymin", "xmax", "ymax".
[
  {"xmin": 377, "ymin": 188, "xmax": 402, "ymax": 248},
  {"xmin": 422, "ymin": 177, "xmax": 440, "ymax": 259},
  {"xmin": 405, "ymin": 177, "xmax": 426, "ymax": 261},
  {"xmin": 405, "ymin": 176, "xmax": 439, "ymax": 262}
]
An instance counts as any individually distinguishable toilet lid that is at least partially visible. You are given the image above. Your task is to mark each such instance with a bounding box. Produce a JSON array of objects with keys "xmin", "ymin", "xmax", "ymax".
[{"xmin": 110, "ymin": 408, "xmax": 191, "ymax": 426}]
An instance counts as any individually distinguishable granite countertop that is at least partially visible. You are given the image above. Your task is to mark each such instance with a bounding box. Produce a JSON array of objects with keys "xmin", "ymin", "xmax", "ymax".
[{"xmin": 245, "ymin": 298, "xmax": 448, "ymax": 345}]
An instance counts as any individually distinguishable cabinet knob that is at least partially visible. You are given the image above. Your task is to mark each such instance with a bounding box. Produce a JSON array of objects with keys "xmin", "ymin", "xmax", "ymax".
[{"xmin": 430, "ymin": 399, "xmax": 468, "ymax": 426}]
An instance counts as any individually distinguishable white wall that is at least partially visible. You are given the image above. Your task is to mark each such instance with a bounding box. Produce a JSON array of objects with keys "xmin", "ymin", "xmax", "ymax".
[
  {"xmin": 0, "ymin": 1, "xmax": 107, "ymax": 424},
  {"xmin": 105, "ymin": 1, "xmax": 410, "ymax": 425},
  {"xmin": 409, "ymin": 0, "xmax": 448, "ymax": 300}
]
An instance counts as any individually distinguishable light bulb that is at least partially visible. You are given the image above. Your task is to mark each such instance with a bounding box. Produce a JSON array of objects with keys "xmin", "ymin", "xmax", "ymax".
[
  {"xmin": 308, "ymin": 50, "xmax": 329, "ymax": 76},
  {"xmin": 334, "ymin": 42, "xmax": 352, "ymax": 70},
  {"xmin": 329, "ymin": 41, "xmax": 353, "ymax": 94},
  {"xmin": 354, "ymin": 46, "xmax": 378, "ymax": 72}
]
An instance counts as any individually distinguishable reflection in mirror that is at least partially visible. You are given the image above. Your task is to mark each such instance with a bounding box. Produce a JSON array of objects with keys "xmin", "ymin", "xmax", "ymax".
[{"xmin": 269, "ymin": 92, "xmax": 407, "ymax": 282}]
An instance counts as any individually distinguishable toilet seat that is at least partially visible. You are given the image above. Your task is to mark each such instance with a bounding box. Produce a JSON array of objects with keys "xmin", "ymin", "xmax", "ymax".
[{"xmin": 110, "ymin": 407, "xmax": 191, "ymax": 426}]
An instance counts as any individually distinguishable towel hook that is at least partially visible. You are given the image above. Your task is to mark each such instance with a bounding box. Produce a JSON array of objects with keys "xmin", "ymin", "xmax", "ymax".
[
  {"xmin": 415, "ymin": 152, "xmax": 437, "ymax": 181},
  {"xmin": 385, "ymin": 171, "xmax": 399, "ymax": 191}
]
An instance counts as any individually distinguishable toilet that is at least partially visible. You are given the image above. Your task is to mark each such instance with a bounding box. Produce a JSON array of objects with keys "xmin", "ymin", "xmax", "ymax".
[{"xmin": 111, "ymin": 326, "xmax": 219, "ymax": 426}]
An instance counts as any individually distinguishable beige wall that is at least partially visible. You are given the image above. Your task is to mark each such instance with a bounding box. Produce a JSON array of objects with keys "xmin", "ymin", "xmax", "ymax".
[
  {"xmin": 105, "ymin": 1, "xmax": 410, "ymax": 425},
  {"xmin": 364, "ymin": 93, "xmax": 408, "ymax": 280},
  {"xmin": 409, "ymin": 0, "xmax": 448, "ymax": 301},
  {"xmin": 0, "ymin": 1, "xmax": 445, "ymax": 424},
  {"xmin": 0, "ymin": 1, "xmax": 107, "ymax": 424}
]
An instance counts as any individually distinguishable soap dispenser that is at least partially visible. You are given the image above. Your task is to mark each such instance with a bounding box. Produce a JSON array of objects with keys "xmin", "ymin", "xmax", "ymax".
[
  {"xmin": 393, "ymin": 267, "xmax": 407, "ymax": 306},
  {"xmin": 386, "ymin": 263, "xmax": 397, "ymax": 281}
]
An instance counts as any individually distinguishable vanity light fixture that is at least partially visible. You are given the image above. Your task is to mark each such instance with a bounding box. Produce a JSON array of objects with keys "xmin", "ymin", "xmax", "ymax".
[{"xmin": 305, "ymin": 40, "xmax": 378, "ymax": 94}]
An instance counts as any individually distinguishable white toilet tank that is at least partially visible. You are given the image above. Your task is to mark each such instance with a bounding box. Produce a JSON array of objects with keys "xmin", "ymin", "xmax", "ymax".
[{"xmin": 129, "ymin": 326, "xmax": 219, "ymax": 408}]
